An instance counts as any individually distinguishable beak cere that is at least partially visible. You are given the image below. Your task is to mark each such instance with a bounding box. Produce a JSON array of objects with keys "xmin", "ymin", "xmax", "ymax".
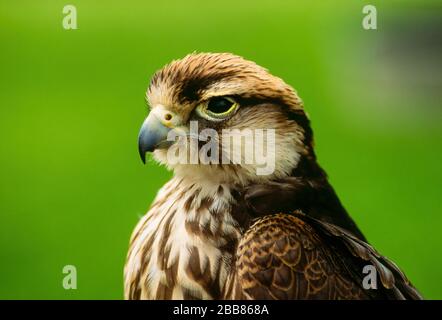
[{"xmin": 138, "ymin": 112, "xmax": 172, "ymax": 163}]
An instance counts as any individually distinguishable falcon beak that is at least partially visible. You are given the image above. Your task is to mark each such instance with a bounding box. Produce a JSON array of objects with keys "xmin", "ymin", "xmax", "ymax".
[{"xmin": 138, "ymin": 110, "xmax": 173, "ymax": 164}]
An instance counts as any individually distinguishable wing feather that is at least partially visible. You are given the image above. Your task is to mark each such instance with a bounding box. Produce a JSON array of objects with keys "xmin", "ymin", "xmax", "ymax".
[{"xmin": 230, "ymin": 212, "xmax": 423, "ymax": 300}]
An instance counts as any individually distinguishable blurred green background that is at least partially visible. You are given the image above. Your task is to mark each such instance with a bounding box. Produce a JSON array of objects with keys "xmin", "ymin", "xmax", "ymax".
[{"xmin": 0, "ymin": 0, "xmax": 441, "ymax": 299}]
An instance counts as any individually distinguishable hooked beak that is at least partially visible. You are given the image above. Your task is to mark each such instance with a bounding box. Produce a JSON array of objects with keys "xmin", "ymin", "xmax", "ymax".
[{"xmin": 138, "ymin": 111, "xmax": 173, "ymax": 164}]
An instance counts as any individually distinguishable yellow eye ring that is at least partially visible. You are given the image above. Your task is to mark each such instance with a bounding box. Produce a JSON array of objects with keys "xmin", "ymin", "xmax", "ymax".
[{"xmin": 196, "ymin": 97, "xmax": 238, "ymax": 121}]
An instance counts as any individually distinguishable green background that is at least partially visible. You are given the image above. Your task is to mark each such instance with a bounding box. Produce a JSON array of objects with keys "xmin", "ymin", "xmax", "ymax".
[{"xmin": 0, "ymin": 0, "xmax": 441, "ymax": 299}]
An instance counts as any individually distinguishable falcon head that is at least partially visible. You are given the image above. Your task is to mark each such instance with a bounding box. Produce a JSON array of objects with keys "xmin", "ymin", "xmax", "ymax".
[{"xmin": 138, "ymin": 53, "xmax": 315, "ymax": 185}]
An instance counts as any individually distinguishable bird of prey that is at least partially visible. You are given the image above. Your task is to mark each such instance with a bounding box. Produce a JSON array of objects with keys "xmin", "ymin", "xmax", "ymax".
[{"xmin": 124, "ymin": 53, "xmax": 423, "ymax": 300}]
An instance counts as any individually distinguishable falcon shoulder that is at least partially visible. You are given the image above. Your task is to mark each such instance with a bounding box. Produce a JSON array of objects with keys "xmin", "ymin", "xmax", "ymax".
[{"xmin": 227, "ymin": 213, "xmax": 422, "ymax": 300}]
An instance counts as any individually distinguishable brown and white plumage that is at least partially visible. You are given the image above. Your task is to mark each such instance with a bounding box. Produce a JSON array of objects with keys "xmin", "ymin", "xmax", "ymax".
[{"xmin": 124, "ymin": 53, "xmax": 422, "ymax": 300}]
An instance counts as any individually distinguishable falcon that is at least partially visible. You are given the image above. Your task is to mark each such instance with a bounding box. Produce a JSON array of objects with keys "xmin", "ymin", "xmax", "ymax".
[{"xmin": 124, "ymin": 53, "xmax": 423, "ymax": 300}]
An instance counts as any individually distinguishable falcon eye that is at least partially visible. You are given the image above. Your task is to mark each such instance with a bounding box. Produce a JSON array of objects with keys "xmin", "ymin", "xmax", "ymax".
[
  {"xmin": 207, "ymin": 97, "xmax": 234, "ymax": 114},
  {"xmin": 195, "ymin": 97, "xmax": 239, "ymax": 121}
]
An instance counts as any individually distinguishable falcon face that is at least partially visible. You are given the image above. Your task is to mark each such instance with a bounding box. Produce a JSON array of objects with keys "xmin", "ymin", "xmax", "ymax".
[
  {"xmin": 126, "ymin": 53, "xmax": 422, "ymax": 300},
  {"xmin": 138, "ymin": 53, "xmax": 308, "ymax": 184}
]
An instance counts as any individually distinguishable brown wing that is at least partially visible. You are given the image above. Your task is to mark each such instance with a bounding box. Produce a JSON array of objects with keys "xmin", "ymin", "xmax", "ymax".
[
  {"xmin": 304, "ymin": 213, "xmax": 423, "ymax": 300},
  {"xmin": 227, "ymin": 213, "xmax": 422, "ymax": 300}
]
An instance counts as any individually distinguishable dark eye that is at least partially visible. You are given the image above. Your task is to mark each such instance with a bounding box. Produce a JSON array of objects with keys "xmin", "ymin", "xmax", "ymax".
[
  {"xmin": 207, "ymin": 97, "xmax": 234, "ymax": 114},
  {"xmin": 195, "ymin": 97, "xmax": 238, "ymax": 121}
]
